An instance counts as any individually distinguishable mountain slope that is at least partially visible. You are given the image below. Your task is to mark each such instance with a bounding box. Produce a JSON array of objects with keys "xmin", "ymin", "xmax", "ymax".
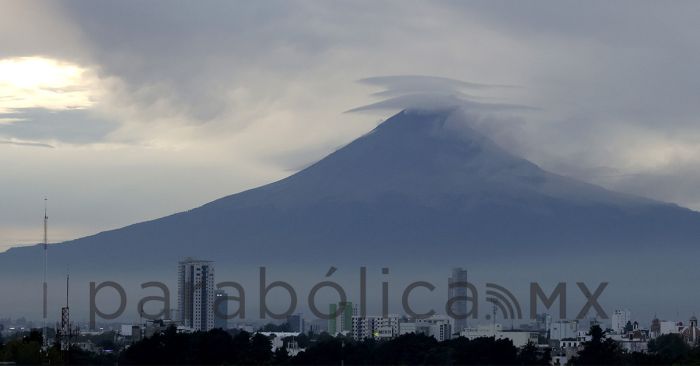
[{"xmin": 2, "ymin": 108, "xmax": 699, "ymax": 271}]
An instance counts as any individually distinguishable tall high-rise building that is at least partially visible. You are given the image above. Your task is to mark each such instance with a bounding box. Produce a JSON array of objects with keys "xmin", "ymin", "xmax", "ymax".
[
  {"xmin": 214, "ymin": 290, "xmax": 228, "ymax": 330},
  {"xmin": 178, "ymin": 258, "xmax": 215, "ymax": 331},
  {"xmin": 328, "ymin": 302, "xmax": 354, "ymax": 335},
  {"xmin": 448, "ymin": 267, "xmax": 468, "ymax": 333}
]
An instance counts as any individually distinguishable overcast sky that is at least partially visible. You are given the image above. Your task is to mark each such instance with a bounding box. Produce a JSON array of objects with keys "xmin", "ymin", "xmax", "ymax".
[{"xmin": 2, "ymin": 1, "xmax": 700, "ymax": 250}]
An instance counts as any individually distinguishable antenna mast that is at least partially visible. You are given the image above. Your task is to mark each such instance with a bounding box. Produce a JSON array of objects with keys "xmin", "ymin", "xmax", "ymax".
[
  {"xmin": 61, "ymin": 269, "xmax": 71, "ymax": 358},
  {"xmin": 66, "ymin": 269, "xmax": 69, "ymax": 308},
  {"xmin": 42, "ymin": 198, "xmax": 48, "ymax": 349}
]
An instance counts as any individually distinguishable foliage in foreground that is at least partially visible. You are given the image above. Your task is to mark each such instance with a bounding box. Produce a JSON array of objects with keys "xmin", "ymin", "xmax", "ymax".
[
  {"xmin": 119, "ymin": 327, "xmax": 550, "ymax": 365},
  {"xmin": 6, "ymin": 324, "xmax": 700, "ymax": 365}
]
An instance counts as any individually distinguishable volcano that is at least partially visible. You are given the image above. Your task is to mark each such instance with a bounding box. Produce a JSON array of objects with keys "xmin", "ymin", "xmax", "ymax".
[
  {"xmin": 3, "ymin": 108, "xmax": 700, "ymax": 266},
  {"xmin": 1, "ymin": 109, "xmax": 699, "ymax": 317}
]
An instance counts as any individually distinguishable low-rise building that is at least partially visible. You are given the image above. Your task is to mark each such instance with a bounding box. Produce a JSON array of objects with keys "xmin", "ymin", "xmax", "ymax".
[
  {"xmin": 399, "ymin": 315, "xmax": 452, "ymax": 341},
  {"xmin": 352, "ymin": 315, "xmax": 400, "ymax": 340},
  {"xmin": 680, "ymin": 316, "xmax": 700, "ymax": 346},
  {"xmin": 548, "ymin": 320, "xmax": 579, "ymax": 341}
]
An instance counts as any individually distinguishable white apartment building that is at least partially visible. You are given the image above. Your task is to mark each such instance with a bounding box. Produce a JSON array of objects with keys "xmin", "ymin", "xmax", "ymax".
[
  {"xmin": 178, "ymin": 258, "xmax": 215, "ymax": 331},
  {"xmin": 659, "ymin": 321, "xmax": 682, "ymax": 335},
  {"xmin": 352, "ymin": 314, "xmax": 400, "ymax": 340},
  {"xmin": 611, "ymin": 309, "xmax": 631, "ymax": 334}
]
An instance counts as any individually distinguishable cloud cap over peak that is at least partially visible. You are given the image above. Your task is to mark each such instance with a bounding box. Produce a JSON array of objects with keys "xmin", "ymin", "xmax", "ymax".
[{"xmin": 349, "ymin": 75, "xmax": 531, "ymax": 114}]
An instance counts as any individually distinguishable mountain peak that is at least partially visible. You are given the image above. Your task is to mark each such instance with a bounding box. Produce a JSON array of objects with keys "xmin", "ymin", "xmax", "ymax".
[
  {"xmin": 255, "ymin": 108, "xmax": 524, "ymax": 203},
  {"xmin": 3, "ymin": 107, "xmax": 700, "ymax": 319},
  {"xmin": 2, "ymin": 108, "xmax": 697, "ymax": 273},
  {"xmin": 367, "ymin": 108, "xmax": 489, "ymax": 147},
  {"xmin": 211, "ymin": 109, "xmax": 651, "ymax": 211}
]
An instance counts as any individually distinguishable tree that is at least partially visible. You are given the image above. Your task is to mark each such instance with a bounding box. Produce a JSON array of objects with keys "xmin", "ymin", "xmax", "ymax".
[
  {"xmin": 647, "ymin": 333, "xmax": 690, "ymax": 363},
  {"xmin": 25, "ymin": 330, "xmax": 43, "ymax": 344},
  {"xmin": 444, "ymin": 336, "xmax": 519, "ymax": 365},
  {"xmin": 2, "ymin": 332, "xmax": 43, "ymax": 365},
  {"xmin": 0, "ymin": 332, "xmax": 4, "ymax": 361},
  {"xmin": 569, "ymin": 325, "xmax": 623, "ymax": 365},
  {"xmin": 684, "ymin": 347, "xmax": 700, "ymax": 364},
  {"xmin": 373, "ymin": 333, "xmax": 439, "ymax": 365},
  {"xmin": 518, "ymin": 341, "xmax": 550, "ymax": 365},
  {"xmin": 290, "ymin": 338, "xmax": 343, "ymax": 365},
  {"xmin": 250, "ymin": 333, "xmax": 273, "ymax": 364},
  {"xmin": 273, "ymin": 346, "xmax": 290, "ymax": 364},
  {"xmin": 198, "ymin": 328, "xmax": 234, "ymax": 364},
  {"xmin": 46, "ymin": 345, "xmax": 63, "ymax": 365},
  {"xmin": 230, "ymin": 330, "xmax": 252, "ymax": 363},
  {"xmin": 262, "ymin": 322, "xmax": 291, "ymax": 332}
]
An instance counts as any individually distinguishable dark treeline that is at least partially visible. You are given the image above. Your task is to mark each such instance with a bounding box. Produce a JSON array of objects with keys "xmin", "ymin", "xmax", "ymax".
[
  {"xmin": 120, "ymin": 327, "xmax": 273, "ymax": 365},
  {"xmin": 5, "ymin": 324, "xmax": 700, "ymax": 365},
  {"xmin": 118, "ymin": 326, "xmax": 550, "ymax": 365},
  {"xmin": 0, "ymin": 329, "xmax": 116, "ymax": 365},
  {"xmin": 289, "ymin": 334, "xmax": 549, "ymax": 365},
  {"xmin": 568, "ymin": 325, "xmax": 700, "ymax": 365},
  {"xmin": 0, "ymin": 329, "xmax": 42, "ymax": 364},
  {"xmin": 112, "ymin": 325, "xmax": 700, "ymax": 366}
]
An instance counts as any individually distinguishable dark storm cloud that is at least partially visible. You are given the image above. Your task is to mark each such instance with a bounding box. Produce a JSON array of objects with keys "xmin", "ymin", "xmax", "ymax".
[
  {"xmin": 56, "ymin": 1, "xmax": 338, "ymax": 123},
  {"xmin": 35, "ymin": 0, "xmax": 700, "ymax": 134}
]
